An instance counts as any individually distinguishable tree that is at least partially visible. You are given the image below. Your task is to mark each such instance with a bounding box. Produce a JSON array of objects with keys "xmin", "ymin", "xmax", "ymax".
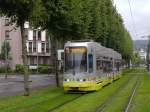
[
  {"xmin": 0, "ymin": 0, "xmax": 34, "ymax": 96},
  {"xmin": 31, "ymin": 0, "xmax": 133, "ymax": 68},
  {"xmin": 0, "ymin": 41, "xmax": 11, "ymax": 79},
  {"xmin": 30, "ymin": 0, "xmax": 92, "ymax": 86},
  {"xmin": 132, "ymin": 52, "xmax": 141, "ymax": 67},
  {"xmin": 0, "ymin": 41, "xmax": 11, "ymax": 60}
]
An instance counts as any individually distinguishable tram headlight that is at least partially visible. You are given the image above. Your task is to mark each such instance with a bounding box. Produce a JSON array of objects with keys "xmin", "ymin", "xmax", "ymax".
[
  {"xmin": 66, "ymin": 79, "xmax": 70, "ymax": 82},
  {"xmin": 64, "ymin": 78, "xmax": 70, "ymax": 82},
  {"xmin": 79, "ymin": 79, "xmax": 83, "ymax": 82},
  {"xmin": 79, "ymin": 79, "xmax": 86, "ymax": 82}
]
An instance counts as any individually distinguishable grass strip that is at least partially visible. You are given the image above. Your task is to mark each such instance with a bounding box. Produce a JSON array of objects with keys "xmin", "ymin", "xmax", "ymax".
[
  {"xmin": 20, "ymin": 94, "xmax": 81, "ymax": 112},
  {"xmin": 0, "ymin": 87, "xmax": 63, "ymax": 112},
  {"xmin": 0, "ymin": 68, "xmax": 144, "ymax": 112},
  {"xmin": 102, "ymin": 73, "xmax": 139, "ymax": 112},
  {"xmin": 129, "ymin": 71, "xmax": 150, "ymax": 112}
]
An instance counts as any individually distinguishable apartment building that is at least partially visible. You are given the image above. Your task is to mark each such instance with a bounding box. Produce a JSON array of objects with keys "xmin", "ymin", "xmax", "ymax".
[
  {"xmin": 138, "ymin": 49, "xmax": 146, "ymax": 60},
  {"xmin": 25, "ymin": 26, "xmax": 51, "ymax": 68},
  {"xmin": 0, "ymin": 17, "xmax": 51, "ymax": 70},
  {"xmin": 0, "ymin": 17, "xmax": 23, "ymax": 70}
]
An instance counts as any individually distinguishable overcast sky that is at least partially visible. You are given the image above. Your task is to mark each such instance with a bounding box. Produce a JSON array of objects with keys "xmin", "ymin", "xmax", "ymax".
[{"xmin": 114, "ymin": 0, "xmax": 150, "ymax": 40}]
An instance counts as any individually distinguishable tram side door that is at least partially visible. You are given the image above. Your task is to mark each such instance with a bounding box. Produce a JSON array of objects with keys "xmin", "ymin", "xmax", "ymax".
[{"xmin": 88, "ymin": 54, "xmax": 93, "ymax": 73}]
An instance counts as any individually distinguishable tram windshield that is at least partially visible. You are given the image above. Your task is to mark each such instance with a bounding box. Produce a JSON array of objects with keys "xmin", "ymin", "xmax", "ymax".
[{"xmin": 65, "ymin": 47, "xmax": 87, "ymax": 73}]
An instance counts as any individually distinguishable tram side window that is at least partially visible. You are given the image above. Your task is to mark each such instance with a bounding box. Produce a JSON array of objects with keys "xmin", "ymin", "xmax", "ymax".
[
  {"xmin": 103, "ymin": 61, "xmax": 108, "ymax": 73},
  {"xmin": 103, "ymin": 61, "xmax": 113, "ymax": 73},
  {"xmin": 116, "ymin": 62, "xmax": 120, "ymax": 71},
  {"xmin": 96, "ymin": 60, "xmax": 103, "ymax": 71},
  {"xmin": 108, "ymin": 62, "xmax": 113, "ymax": 72},
  {"xmin": 88, "ymin": 54, "xmax": 93, "ymax": 73}
]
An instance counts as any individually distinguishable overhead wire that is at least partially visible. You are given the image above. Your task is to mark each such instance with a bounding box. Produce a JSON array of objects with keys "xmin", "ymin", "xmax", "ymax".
[{"xmin": 127, "ymin": 0, "xmax": 138, "ymax": 39}]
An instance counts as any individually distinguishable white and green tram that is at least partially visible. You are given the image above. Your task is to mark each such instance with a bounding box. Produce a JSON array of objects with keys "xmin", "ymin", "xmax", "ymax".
[{"xmin": 63, "ymin": 40, "xmax": 122, "ymax": 92}]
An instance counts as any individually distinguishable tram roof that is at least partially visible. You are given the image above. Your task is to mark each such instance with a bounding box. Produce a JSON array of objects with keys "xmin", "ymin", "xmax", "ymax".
[{"xmin": 65, "ymin": 41, "xmax": 122, "ymax": 60}]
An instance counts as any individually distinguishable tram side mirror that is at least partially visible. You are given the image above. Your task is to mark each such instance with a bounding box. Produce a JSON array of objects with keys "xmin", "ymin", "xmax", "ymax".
[{"xmin": 88, "ymin": 54, "xmax": 93, "ymax": 73}]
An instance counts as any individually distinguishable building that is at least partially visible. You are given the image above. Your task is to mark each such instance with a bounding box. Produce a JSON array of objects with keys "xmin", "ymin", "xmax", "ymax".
[
  {"xmin": 138, "ymin": 49, "xmax": 146, "ymax": 60},
  {"xmin": 0, "ymin": 17, "xmax": 51, "ymax": 70},
  {"xmin": 25, "ymin": 23, "xmax": 51, "ymax": 68},
  {"xmin": 0, "ymin": 17, "xmax": 23, "ymax": 70}
]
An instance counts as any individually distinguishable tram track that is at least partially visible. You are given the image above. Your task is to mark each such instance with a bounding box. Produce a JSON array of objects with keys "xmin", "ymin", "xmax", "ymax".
[
  {"xmin": 124, "ymin": 78, "xmax": 140, "ymax": 112},
  {"xmin": 95, "ymin": 74, "xmax": 138, "ymax": 112},
  {"xmin": 48, "ymin": 93, "xmax": 85, "ymax": 112},
  {"xmin": 16, "ymin": 93, "xmax": 85, "ymax": 112}
]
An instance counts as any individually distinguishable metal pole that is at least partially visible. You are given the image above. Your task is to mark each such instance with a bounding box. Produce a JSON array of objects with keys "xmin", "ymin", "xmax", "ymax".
[
  {"xmin": 147, "ymin": 36, "xmax": 150, "ymax": 71},
  {"xmin": 37, "ymin": 30, "xmax": 38, "ymax": 73}
]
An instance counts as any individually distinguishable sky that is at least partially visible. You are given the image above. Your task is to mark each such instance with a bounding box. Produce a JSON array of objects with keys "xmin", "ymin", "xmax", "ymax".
[{"xmin": 114, "ymin": 0, "xmax": 150, "ymax": 40}]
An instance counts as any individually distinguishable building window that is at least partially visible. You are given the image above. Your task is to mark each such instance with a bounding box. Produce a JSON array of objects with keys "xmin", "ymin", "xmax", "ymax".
[
  {"xmin": 43, "ymin": 58, "xmax": 48, "ymax": 64},
  {"xmin": 33, "ymin": 35, "xmax": 36, "ymax": 41},
  {"xmin": 39, "ymin": 57, "xmax": 42, "ymax": 64},
  {"xmin": 29, "ymin": 42, "xmax": 32, "ymax": 53},
  {"xmin": 5, "ymin": 19, "xmax": 9, "ymax": 26},
  {"xmin": 46, "ymin": 43, "xmax": 49, "ymax": 53},
  {"xmin": 33, "ymin": 30, "xmax": 36, "ymax": 40},
  {"xmin": 42, "ymin": 43, "xmax": 45, "ymax": 53},
  {"xmin": 33, "ymin": 41, "xmax": 36, "ymax": 52},
  {"xmin": 5, "ymin": 30, "xmax": 9, "ymax": 38},
  {"xmin": 38, "ymin": 31, "xmax": 41, "ymax": 41},
  {"xmin": 30, "ymin": 57, "xmax": 34, "ymax": 65},
  {"xmin": 25, "ymin": 35, "xmax": 28, "ymax": 41}
]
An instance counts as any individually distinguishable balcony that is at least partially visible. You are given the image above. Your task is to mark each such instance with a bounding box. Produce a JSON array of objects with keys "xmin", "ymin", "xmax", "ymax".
[{"xmin": 27, "ymin": 51, "xmax": 51, "ymax": 56}]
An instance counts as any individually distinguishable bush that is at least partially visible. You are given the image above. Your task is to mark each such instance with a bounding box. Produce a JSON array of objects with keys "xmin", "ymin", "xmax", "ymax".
[
  {"xmin": 0, "ymin": 67, "xmax": 6, "ymax": 73},
  {"xmin": 15, "ymin": 64, "xmax": 53, "ymax": 74},
  {"xmin": 38, "ymin": 65, "xmax": 52, "ymax": 74},
  {"xmin": 0, "ymin": 67, "xmax": 12, "ymax": 73},
  {"xmin": 15, "ymin": 64, "xmax": 25, "ymax": 74}
]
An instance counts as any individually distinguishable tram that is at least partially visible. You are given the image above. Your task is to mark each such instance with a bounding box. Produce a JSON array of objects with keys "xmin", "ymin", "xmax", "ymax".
[{"xmin": 63, "ymin": 40, "xmax": 122, "ymax": 92}]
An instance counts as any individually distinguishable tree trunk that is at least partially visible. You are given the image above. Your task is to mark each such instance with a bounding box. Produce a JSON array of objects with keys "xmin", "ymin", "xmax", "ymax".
[
  {"xmin": 5, "ymin": 40, "xmax": 7, "ymax": 79},
  {"xmin": 127, "ymin": 59, "xmax": 130, "ymax": 68},
  {"xmin": 20, "ymin": 23, "xmax": 30, "ymax": 96},
  {"xmin": 50, "ymin": 37, "xmax": 59, "ymax": 87}
]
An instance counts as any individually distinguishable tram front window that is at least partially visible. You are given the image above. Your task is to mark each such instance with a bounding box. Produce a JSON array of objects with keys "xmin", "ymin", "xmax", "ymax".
[{"xmin": 65, "ymin": 47, "xmax": 87, "ymax": 73}]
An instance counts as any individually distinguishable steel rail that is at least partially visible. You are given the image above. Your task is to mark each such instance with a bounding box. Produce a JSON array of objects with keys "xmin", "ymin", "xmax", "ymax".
[
  {"xmin": 124, "ymin": 78, "xmax": 140, "ymax": 112},
  {"xmin": 48, "ymin": 94, "xmax": 85, "ymax": 112},
  {"xmin": 95, "ymin": 74, "xmax": 135, "ymax": 112}
]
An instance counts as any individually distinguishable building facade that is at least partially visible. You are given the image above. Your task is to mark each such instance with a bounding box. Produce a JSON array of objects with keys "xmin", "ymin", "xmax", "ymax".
[
  {"xmin": 25, "ymin": 27, "xmax": 51, "ymax": 68},
  {"xmin": 138, "ymin": 49, "xmax": 146, "ymax": 60},
  {"xmin": 0, "ymin": 17, "xmax": 23, "ymax": 70},
  {"xmin": 0, "ymin": 17, "xmax": 51, "ymax": 70}
]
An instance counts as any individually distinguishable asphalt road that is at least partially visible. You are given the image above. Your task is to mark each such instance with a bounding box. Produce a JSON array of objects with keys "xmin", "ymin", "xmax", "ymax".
[{"xmin": 0, "ymin": 74, "xmax": 59, "ymax": 97}]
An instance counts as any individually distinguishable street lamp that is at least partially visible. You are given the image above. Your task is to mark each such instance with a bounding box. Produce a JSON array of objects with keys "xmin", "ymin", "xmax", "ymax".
[
  {"xmin": 36, "ymin": 31, "xmax": 39, "ymax": 74},
  {"xmin": 147, "ymin": 36, "xmax": 150, "ymax": 71}
]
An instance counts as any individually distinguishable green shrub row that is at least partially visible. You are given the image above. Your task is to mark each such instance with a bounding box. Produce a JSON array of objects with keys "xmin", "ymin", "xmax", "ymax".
[
  {"xmin": 0, "ymin": 67, "xmax": 12, "ymax": 73},
  {"xmin": 15, "ymin": 64, "xmax": 25, "ymax": 74},
  {"xmin": 0, "ymin": 67, "xmax": 6, "ymax": 73},
  {"xmin": 15, "ymin": 64, "xmax": 53, "ymax": 74}
]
